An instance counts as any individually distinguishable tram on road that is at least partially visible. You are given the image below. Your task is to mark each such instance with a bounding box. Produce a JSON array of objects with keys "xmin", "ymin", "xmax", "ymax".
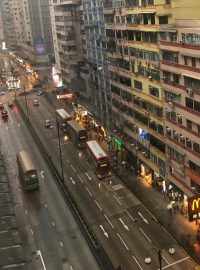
[
  {"xmin": 66, "ymin": 120, "xmax": 87, "ymax": 148},
  {"xmin": 56, "ymin": 109, "xmax": 72, "ymax": 131},
  {"xmin": 16, "ymin": 150, "xmax": 39, "ymax": 191},
  {"xmin": 86, "ymin": 140, "xmax": 111, "ymax": 179}
]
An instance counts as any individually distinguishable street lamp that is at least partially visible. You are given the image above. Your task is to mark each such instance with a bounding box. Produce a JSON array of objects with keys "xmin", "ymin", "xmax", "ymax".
[
  {"xmin": 56, "ymin": 117, "xmax": 64, "ymax": 182},
  {"xmin": 145, "ymin": 245, "xmax": 175, "ymax": 270},
  {"xmin": 23, "ymin": 86, "xmax": 29, "ymax": 121}
]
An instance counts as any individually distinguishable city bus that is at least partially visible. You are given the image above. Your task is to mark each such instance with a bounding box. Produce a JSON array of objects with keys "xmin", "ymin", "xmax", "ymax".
[
  {"xmin": 56, "ymin": 109, "xmax": 72, "ymax": 131},
  {"xmin": 16, "ymin": 150, "xmax": 39, "ymax": 191},
  {"xmin": 86, "ymin": 140, "xmax": 111, "ymax": 179},
  {"xmin": 66, "ymin": 120, "xmax": 87, "ymax": 148}
]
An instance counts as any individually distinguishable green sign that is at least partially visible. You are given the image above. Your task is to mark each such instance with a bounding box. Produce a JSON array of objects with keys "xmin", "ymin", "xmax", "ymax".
[{"xmin": 113, "ymin": 137, "xmax": 122, "ymax": 150}]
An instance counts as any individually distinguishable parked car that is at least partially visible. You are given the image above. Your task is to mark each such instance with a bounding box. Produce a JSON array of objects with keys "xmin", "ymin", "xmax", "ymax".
[
  {"xmin": 0, "ymin": 91, "xmax": 5, "ymax": 96},
  {"xmin": 0, "ymin": 102, "xmax": 4, "ymax": 110},
  {"xmin": 33, "ymin": 99, "xmax": 39, "ymax": 106},
  {"xmin": 44, "ymin": 120, "xmax": 53, "ymax": 128}
]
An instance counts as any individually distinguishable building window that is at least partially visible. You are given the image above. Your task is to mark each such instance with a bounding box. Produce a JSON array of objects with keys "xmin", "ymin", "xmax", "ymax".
[
  {"xmin": 189, "ymin": 161, "xmax": 200, "ymax": 174},
  {"xmin": 162, "ymin": 51, "xmax": 178, "ymax": 63},
  {"xmin": 159, "ymin": 16, "xmax": 168, "ymax": 25},
  {"xmin": 186, "ymin": 138, "xmax": 192, "ymax": 149},
  {"xmin": 193, "ymin": 142, "xmax": 200, "ymax": 154},
  {"xmin": 180, "ymin": 135, "xmax": 185, "ymax": 145},
  {"xmin": 159, "ymin": 32, "xmax": 167, "ymax": 40},
  {"xmin": 165, "ymin": 0, "xmax": 171, "ymax": 4},
  {"xmin": 194, "ymin": 100, "xmax": 200, "ymax": 112},
  {"xmin": 149, "ymin": 86, "xmax": 159, "ymax": 97},
  {"xmin": 184, "ymin": 56, "xmax": 189, "ymax": 66},
  {"xmin": 186, "ymin": 119, "xmax": 192, "ymax": 129},
  {"xmin": 185, "ymin": 98, "xmax": 193, "ymax": 109},
  {"xmin": 192, "ymin": 57, "xmax": 196, "ymax": 68},
  {"xmin": 134, "ymin": 80, "xmax": 143, "ymax": 90}
]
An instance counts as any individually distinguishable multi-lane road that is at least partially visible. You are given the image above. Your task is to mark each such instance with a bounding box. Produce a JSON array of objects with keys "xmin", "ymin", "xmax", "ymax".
[
  {"xmin": 0, "ymin": 55, "xmax": 198, "ymax": 269},
  {"xmin": 0, "ymin": 94, "xmax": 101, "ymax": 270},
  {"xmin": 13, "ymin": 91, "xmax": 197, "ymax": 270}
]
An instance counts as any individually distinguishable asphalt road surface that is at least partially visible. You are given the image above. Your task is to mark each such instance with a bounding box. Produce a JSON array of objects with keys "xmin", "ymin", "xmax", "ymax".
[
  {"xmin": 14, "ymin": 92, "xmax": 198, "ymax": 270},
  {"xmin": 0, "ymin": 94, "xmax": 101, "ymax": 270}
]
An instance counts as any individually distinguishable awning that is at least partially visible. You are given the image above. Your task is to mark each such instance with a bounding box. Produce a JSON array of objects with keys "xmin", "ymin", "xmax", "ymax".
[
  {"xmin": 183, "ymin": 73, "xmax": 200, "ymax": 80},
  {"xmin": 181, "ymin": 52, "xmax": 200, "ymax": 58}
]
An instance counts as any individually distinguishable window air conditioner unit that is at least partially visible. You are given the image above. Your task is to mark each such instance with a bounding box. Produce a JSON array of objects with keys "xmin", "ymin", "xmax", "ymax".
[{"xmin": 186, "ymin": 88, "xmax": 193, "ymax": 96}]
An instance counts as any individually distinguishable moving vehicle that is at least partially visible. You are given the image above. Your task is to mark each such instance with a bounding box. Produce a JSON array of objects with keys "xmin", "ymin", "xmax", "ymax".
[
  {"xmin": 66, "ymin": 120, "xmax": 87, "ymax": 148},
  {"xmin": 1, "ymin": 109, "xmax": 8, "ymax": 119},
  {"xmin": 86, "ymin": 140, "xmax": 111, "ymax": 179},
  {"xmin": 33, "ymin": 99, "xmax": 39, "ymax": 106},
  {"xmin": 44, "ymin": 119, "xmax": 53, "ymax": 128},
  {"xmin": 8, "ymin": 101, "xmax": 14, "ymax": 108},
  {"xmin": 56, "ymin": 109, "xmax": 72, "ymax": 132},
  {"xmin": 16, "ymin": 150, "xmax": 39, "ymax": 191},
  {"xmin": 37, "ymin": 90, "xmax": 44, "ymax": 96}
]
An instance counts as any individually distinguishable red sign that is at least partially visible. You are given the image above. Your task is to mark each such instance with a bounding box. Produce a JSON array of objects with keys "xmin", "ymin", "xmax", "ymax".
[
  {"xmin": 185, "ymin": 167, "xmax": 200, "ymax": 185},
  {"xmin": 57, "ymin": 93, "xmax": 74, "ymax": 99}
]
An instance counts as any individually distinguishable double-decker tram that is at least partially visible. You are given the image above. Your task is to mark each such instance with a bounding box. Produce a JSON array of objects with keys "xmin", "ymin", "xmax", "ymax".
[
  {"xmin": 56, "ymin": 109, "xmax": 72, "ymax": 131},
  {"xmin": 16, "ymin": 150, "xmax": 39, "ymax": 191},
  {"xmin": 86, "ymin": 140, "xmax": 111, "ymax": 179},
  {"xmin": 66, "ymin": 120, "xmax": 87, "ymax": 148}
]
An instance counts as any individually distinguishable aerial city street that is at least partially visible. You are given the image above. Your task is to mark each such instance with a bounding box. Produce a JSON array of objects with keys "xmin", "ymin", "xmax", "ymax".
[{"xmin": 0, "ymin": 0, "xmax": 200, "ymax": 270}]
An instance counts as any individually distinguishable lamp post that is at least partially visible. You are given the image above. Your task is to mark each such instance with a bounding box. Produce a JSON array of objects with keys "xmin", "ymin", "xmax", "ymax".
[
  {"xmin": 145, "ymin": 245, "xmax": 175, "ymax": 270},
  {"xmin": 23, "ymin": 86, "xmax": 29, "ymax": 121},
  {"xmin": 56, "ymin": 119, "xmax": 64, "ymax": 182}
]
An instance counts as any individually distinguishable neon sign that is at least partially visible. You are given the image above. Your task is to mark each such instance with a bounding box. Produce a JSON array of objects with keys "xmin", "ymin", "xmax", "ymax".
[{"xmin": 188, "ymin": 195, "xmax": 200, "ymax": 221}]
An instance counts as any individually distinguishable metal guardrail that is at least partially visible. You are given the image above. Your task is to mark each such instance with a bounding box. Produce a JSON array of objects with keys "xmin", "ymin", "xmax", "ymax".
[{"xmin": 15, "ymin": 99, "xmax": 115, "ymax": 270}]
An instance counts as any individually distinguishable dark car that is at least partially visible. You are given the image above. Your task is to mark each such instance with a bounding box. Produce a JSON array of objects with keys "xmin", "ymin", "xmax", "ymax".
[
  {"xmin": 8, "ymin": 101, "xmax": 14, "ymax": 108},
  {"xmin": 33, "ymin": 99, "xmax": 39, "ymax": 106},
  {"xmin": 0, "ymin": 102, "xmax": 4, "ymax": 110},
  {"xmin": 1, "ymin": 109, "xmax": 8, "ymax": 119},
  {"xmin": 44, "ymin": 120, "xmax": 53, "ymax": 128}
]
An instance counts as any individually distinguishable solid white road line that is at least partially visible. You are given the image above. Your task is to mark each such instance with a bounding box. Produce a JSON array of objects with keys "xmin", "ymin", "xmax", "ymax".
[
  {"xmin": 139, "ymin": 227, "xmax": 152, "ymax": 243},
  {"xmin": 30, "ymin": 229, "xmax": 34, "ymax": 235},
  {"xmin": 104, "ymin": 213, "xmax": 114, "ymax": 229},
  {"xmin": 125, "ymin": 209, "xmax": 136, "ymax": 223},
  {"xmin": 37, "ymin": 250, "xmax": 47, "ymax": 270},
  {"xmin": 60, "ymin": 241, "xmax": 63, "ymax": 247},
  {"xmin": 158, "ymin": 256, "xmax": 190, "ymax": 270},
  {"xmin": 94, "ymin": 200, "xmax": 102, "ymax": 211},
  {"xmin": 70, "ymin": 165, "xmax": 76, "ymax": 172},
  {"xmin": 102, "ymin": 182, "xmax": 110, "ymax": 190},
  {"xmin": 77, "ymin": 174, "xmax": 83, "ymax": 183},
  {"xmin": 85, "ymin": 186, "xmax": 92, "ymax": 196},
  {"xmin": 113, "ymin": 194, "xmax": 122, "ymax": 205},
  {"xmin": 117, "ymin": 233, "xmax": 129, "ymax": 251},
  {"xmin": 131, "ymin": 255, "xmax": 144, "ymax": 270},
  {"xmin": 70, "ymin": 265, "xmax": 74, "ymax": 270}
]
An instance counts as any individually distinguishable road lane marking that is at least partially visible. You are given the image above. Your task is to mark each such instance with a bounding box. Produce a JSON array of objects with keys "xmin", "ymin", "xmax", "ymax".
[
  {"xmin": 139, "ymin": 227, "xmax": 152, "ymax": 243},
  {"xmin": 94, "ymin": 200, "xmax": 102, "ymax": 211},
  {"xmin": 70, "ymin": 177, "xmax": 75, "ymax": 185},
  {"xmin": 104, "ymin": 214, "xmax": 114, "ymax": 229},
  {"xmin": 37, "ymin": 250, "xmax": 47, "ymax": 270},
  {"xmin": 30, "ymin": 229, "xmax": 34, "ymax": 235},
  {"xmin": 102, "ymin": 182, "xmax": 110, "ymax": 190},
  {"xmin": 85, "ymin": 172, "xmax": 92, "ymax": 181},
  {"xmin": 131, "ymin": 255, "xmax": 143, "ymax": 270},
  {"xmin": 85, "ymin": 186, "xmax": 92, "ymax": 196},
  {"xmin": 60, "ymin": 241, "xmax": 63, "ymax": 247},
  {"xmin": 70, "ymin": 265, "xmax": 74, "ymax": 270},
  {"xmin": 113, "ymin": 194, "xmax": 122, "ymax": 205},
  {"xmin": 77, "ymin": 175, "xmax": 83, "ymax": 183},
  {"xmin": 159, "ymin": 257, "xmax": 190, "ymax": 270},
  {"xmin": 138, "ymin": 212, "xmax": 148, "ymax": 224},
  {"xmin": 125, "ymin": 209, "xmax": 136, "ymax": 223},
  {"xmin": 25, "ymin": 210, "xmax": 28, "ymax": 215},
  {"xmin": 119, "ymin": 218, "xmax": 129, "ymax": 231},
  {"xmin": 70, "ymin": 165, "xmax": 76, "ymax": 172},
  {"xmin": 45, "ymin": 204, "xmax": 47, "ymax": 208},
  {"xmin": 117, "ymin": 233, "xmax": 129, "ymax": 251},
  {"xmin": 100, "ymin": 225, "xmax": 109, "ymax": 238},
  {"xmin": 40, "ymin": 171, "xmax": 44, "ymax": 178},
  {"xmin": 51, "ymin": 221, "xmax": 55, "ymax": 227}
]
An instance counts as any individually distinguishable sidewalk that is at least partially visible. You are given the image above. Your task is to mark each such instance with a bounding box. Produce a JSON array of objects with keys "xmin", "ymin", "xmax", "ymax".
[{"xmin": 75, "ymin": 96, "xmax": 200, "ymax": 264}]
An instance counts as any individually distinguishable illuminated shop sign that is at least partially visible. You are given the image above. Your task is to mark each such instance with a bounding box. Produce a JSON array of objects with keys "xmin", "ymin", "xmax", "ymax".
[
  {"xmin": 188, "ymin": 195, "xmax": 200, "ymax": 221},
  {"xmin": 57, "ymin": 93, "xmax": 74, "ymax": 99}
]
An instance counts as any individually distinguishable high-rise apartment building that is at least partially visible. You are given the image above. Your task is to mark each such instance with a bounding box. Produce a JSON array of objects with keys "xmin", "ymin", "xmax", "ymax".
[
  {"xmin": 103, "ymin": 0, "xmax": 200, "ymax": 202},
  {"xmin": 50, "ymin": 0, "xmax": 84, "ymax": 88},
  {"xmin": 82, "ymin": 0, "xmax": 111, "ymax": 126}
]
